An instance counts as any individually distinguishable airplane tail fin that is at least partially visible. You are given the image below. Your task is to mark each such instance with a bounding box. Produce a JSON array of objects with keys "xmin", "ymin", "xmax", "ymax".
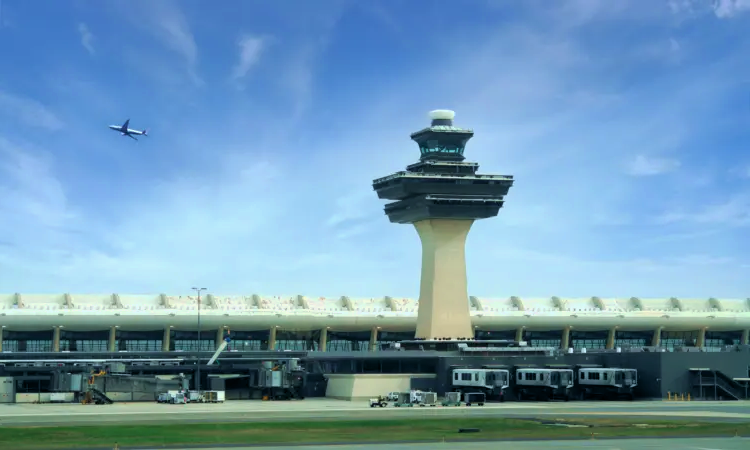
[{"xmin": 143, "ymin": 128, "xmax": 149, "ymax": 136}]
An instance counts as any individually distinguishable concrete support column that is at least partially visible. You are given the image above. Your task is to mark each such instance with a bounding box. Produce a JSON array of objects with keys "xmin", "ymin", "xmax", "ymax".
[
  {"xmin": 651, "ymin": 327, "xmax": 662, "ymax": 347},
  {"xmin": 108, "ymin": 326, "xmax": 117, "ymax": 352},
  {"xmin": 696, "ymin": 327, "xmax": 707, "ymax": 348},
  {"xmin": 741, "ymin": 329, "xmax": 749, "ymax": 346},
  {"xmin": 215, "ymin": 328, "xmax": 225, "ymax": 350},
  {"xmin": 515, "ymin": 327, "xmax": 525, "ymax": 342},
  {"xmin": 319, "ymin": 328, "xmax": 328, "ymax": 352},
  {"xmin": 52, "ymin": 326, "xmax": 61, "ymax": 352},
  {"xmin": 162, "ymin": 328, "xmax": 171, "ymax": 352},
  {"xmin": 0, "ymin": 327, "xmax": 4, "ymax": 353},
  {"xmin": 268, "ymin": 327, "xmax": 277, "ymax": 350},
  {"xmin": 606, "ymin": 327, "xmax": 617, "ymax": 350},
  {"xmin": 561, "ymin": 326, "xmax": 571, "ymax": 350},
  {"xmin": 413, "ymin": 219, "xmax": 475, "ymax": 339},
  {"xmin": 370, "ymin": 327, "xmax": 379, "ymax": 352}
]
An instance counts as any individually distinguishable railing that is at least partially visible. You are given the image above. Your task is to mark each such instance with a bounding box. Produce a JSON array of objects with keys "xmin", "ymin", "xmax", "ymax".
[
  {"xmin": 373, "ymin": 171, "xmax": 514, "ymax": 184},
  {"xmin": 407, "ymin": 160, "xmax": 479, "ymax": 168},
  {"xmin": 697, "ymin": 373, "xmax": 745, "ymax": 400}
]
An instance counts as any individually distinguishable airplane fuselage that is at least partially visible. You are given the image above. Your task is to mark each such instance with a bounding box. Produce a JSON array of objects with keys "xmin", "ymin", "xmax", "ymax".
[
  {"xmin": 108, "ymin": 119, "xmax": 148, "ymax": 140},
  {"xmin": 108, "ymin": 125, "xmax": 146, "ymax": 135}
]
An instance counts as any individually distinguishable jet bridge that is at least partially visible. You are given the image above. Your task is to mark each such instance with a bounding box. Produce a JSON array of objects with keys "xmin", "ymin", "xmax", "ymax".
[{"xmin": 207, "ymin": 330, "xmax": 232, "ymax": 366}]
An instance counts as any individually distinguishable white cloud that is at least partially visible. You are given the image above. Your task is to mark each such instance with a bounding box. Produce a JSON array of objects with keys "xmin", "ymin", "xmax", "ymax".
[
  {"xmin": 2, "ymin": 1, "xmax": 748, "ymax": 298},
  {"xmin": 0, "ymin": 137, "xmax": 294, "ymax": 292},
  {"xmin": 668, "ymin": 0, "xmax": 750, "ymax": 18},
  {"xmin": 0, "ymin": 137, "xmax": 82, "ymax": 282},
  {"xmin": 713, "ymin": 0, "xmax": 750, "ymax": 18},
  {"xmin": 148, "ymin": 2, "xmax": 197, "ymax": 66},
  {"xmin": 119, "ymin": 0, "xmax": 201, "ymax": 85},
  {"xmin": 0, "ymin": 137, "xmax": 75, "ymax": 228},
  {"xmin": 77, "ymin": 23, "xmax": 94, "ymax": 55},
  {"xmin": 326, "ymin": 190, "xmax": 378, "ymax": 227},
  {"xmin": 0, "ymin": 90, "xmax": 63, "ymax": 130},
  {"xmin": 231, "ymin": 35, "xmax": 266, "ymax": 81},
  {"xmin": 657, "ymin": 194, "xmax": 750, "ymax": 227},
  {"xmin": 624, "ymin": 155, "xmax": 681, "ymax": 176},
  {"xmin": 669, "ymin": 37, "xmax": 681, "ymax": 53}
]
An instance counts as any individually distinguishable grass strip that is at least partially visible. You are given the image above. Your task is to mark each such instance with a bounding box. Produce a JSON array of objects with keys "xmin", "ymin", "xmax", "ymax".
[{"xmin": 1, "ymin": 417, "xmax": 749, "ymax": 449}]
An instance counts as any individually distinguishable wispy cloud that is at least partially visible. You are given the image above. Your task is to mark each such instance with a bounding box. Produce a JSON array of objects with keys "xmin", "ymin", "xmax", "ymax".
[
  {"xmin": 326, "ymin": 190, "xmax": 378, "ymax": 228},
  {"xmin": 0, "ymin": 1, "xmax": 747, "ymax": 297},
  {"xmin": 77, "ymin": 23, "xmax": 94, "ymax": 55},
  {"xmin": 713, "ymin": 0, "xmax": 750, "ymax": 18},
  {"xmin": 121, "ymin": 0, "xmax": 201, "ymax": 86},
  {"xmin": 624, "ymin": 154, "xmax": 681, "ymax": 176},
  {"xmin": 657, "ymin": 195, "xmax": 750, "ymax": 227},
  {"xmin": 669, "ymin": 0, "xmax": 750, "ymax": 18},
  {"xmin": 0, "ymin": 137, "xmax": 80, "ymax": 276},
  {"xmin": 231, "ymin": 35, "xmax": 266, "ymax": 82},
  {"xmin": 0, "ymin": 90, "xmax": 63, "ymax": 130}
]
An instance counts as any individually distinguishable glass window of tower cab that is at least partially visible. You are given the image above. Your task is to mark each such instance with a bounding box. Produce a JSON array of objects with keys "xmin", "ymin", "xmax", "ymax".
[{"xmin": 372, "ymin": 109, "xmax": 514, "ymax": 341}]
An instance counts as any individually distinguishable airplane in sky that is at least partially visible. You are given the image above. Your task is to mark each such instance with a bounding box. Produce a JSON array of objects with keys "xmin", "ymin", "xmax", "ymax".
[{"xmin": 108, "ymin": 119, "xmax": 148, "ymax": 141}]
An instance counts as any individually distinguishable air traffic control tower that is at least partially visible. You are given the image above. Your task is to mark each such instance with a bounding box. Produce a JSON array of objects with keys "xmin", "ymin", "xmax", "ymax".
[{"xmin": 372, "ymin": 110, "xmax": 514, "ymax": 340}]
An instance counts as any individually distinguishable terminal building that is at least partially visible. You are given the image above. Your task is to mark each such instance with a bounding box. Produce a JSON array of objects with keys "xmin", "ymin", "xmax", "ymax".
[
  {"xmin": 1, "ymin": 293, "xmax": 750, "ymax": 353},
  {"xmin": 0, "ymin": 111, "xmax": 748, "ymax": 403}
]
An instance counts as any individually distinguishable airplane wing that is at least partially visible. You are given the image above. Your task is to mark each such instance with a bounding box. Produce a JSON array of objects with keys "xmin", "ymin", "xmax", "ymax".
[
  {"xmin": 122, "ymin": 119, "xmax": 130, "ymax": 130},
  {"xmin": 127, "ymin": 134, "xmax": 138, "ymax": 141}
]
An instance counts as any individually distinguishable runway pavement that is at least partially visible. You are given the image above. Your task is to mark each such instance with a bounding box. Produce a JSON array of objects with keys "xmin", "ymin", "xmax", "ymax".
[
  {"xmin": 0, "ymin": 399, "xmax": 749, "ymax": 426},
  {"xmin": 176, "ymin": 438, "xmax": 750, "ymax": 450}
]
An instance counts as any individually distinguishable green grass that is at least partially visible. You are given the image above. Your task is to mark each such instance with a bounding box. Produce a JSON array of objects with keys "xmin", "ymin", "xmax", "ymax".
[{"xmin": 1, "ymin": 418, "xmax": 748, "ymax": 449}]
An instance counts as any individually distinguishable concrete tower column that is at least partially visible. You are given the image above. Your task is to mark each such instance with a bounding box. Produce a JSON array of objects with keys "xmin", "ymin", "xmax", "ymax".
[
  {"xmin": 373, "ymin": 110, "xmax": 513, "ymax": 342},
  {"xmin": 561, "ymin": 326, "xmax": 571, "ymax": 350},
  {"xmin": 319, "ymin": 328, "xmax": 328, "ymax": 352},
  {"xmin": 52, "ymin": 326, "xmax": 61, "ymax": 352},
  {"xmin": 369, "ymin": 327, "xmax": 379, "ymax": 352},
  {"xmin": 606, "ymin": 327, "xmax": 617, "ymax": 350},
  {"xmin": 741, "ymin": 329, "xmax": 749, "ymax": 346},
  {"xmin": 696, "ymin": 327, "xmax": 707, "ymax": 348},
  {"xmin": 413, "ymin": 219, "xmax": 475, "ymax": 339},
  {"xmin": 0, "ymin": 327, "xmax": 4, "ymax": 353},
  {"xmin": 268, "ymin": 327, "xmax": 277, "ymax": 350},
  {"xmin": 515, "ymin": 327, "xmax": 525, "ymax": 342},
  {"xmin": 108, "ymin": 326, "xmax": 117, "ymax": 352},
  {"xmin": 162, "ymin": 328, "xmax": 171, "ymax": 352}
]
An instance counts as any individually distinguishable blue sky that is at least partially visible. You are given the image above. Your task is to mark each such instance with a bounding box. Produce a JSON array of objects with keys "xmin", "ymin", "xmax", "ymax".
[{"xmin": 0, "ymin": 0, "xmax": 748, "ymax": 298}]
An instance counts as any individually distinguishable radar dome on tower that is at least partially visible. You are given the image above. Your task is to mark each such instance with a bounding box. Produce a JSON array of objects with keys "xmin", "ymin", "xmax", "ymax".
[
  {"xmin": 429, "ymin": 110, "xmax": 456, "ymax": 126},
  {"xmin": 429, "ymin": 109, "xmax": 456, "ymax": 120}
]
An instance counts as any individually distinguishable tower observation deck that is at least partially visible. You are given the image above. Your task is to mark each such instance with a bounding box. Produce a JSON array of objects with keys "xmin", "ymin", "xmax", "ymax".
[{"xmin": 372, "ymin": 110, "xmax": 514, "ymax": 340}]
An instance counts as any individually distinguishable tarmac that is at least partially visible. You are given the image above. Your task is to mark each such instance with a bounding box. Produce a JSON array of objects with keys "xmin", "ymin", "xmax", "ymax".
[
  {"xmin": 177, "ymin": 438, "xmax": 750, "ymax": 450},
  {"xmin": 0, "ymin": 399, "xmax": 749, "ymax": 426}
]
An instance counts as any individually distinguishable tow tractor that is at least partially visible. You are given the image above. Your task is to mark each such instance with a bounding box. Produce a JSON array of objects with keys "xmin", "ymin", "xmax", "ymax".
[{"xmin": 369, "ymin": 395, "xmax": 388, "ymax": 407}]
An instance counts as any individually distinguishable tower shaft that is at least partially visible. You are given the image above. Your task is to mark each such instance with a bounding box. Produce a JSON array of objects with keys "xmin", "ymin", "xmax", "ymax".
[
  {"xmin": 414, "ymin": 218, "xmax": 474, "ymax": 339},
  {"xmin": 373, "ymin": 110, "xmax": 513, "ymax": 342}
]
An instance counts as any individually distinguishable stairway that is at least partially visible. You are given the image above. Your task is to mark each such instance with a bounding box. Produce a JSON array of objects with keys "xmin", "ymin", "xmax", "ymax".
[
  {"xmin": 90, "ymin": 388, "xmax": 114, "ymax": 404},
  {"xmin": 691, "ymin": 369, "xmax": 747, "ymax": 400}
]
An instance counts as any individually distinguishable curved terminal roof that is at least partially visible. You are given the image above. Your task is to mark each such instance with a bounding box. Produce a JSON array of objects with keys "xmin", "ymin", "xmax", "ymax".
[{"xmin": 1, "ymin": 293, "xmax": 748, "ymax": 332}]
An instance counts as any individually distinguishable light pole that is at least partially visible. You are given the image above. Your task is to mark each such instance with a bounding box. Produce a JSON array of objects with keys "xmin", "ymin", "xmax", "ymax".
[{"xmin": 192, "ymin": 287, "xmax": 207, "ymax": 392}]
